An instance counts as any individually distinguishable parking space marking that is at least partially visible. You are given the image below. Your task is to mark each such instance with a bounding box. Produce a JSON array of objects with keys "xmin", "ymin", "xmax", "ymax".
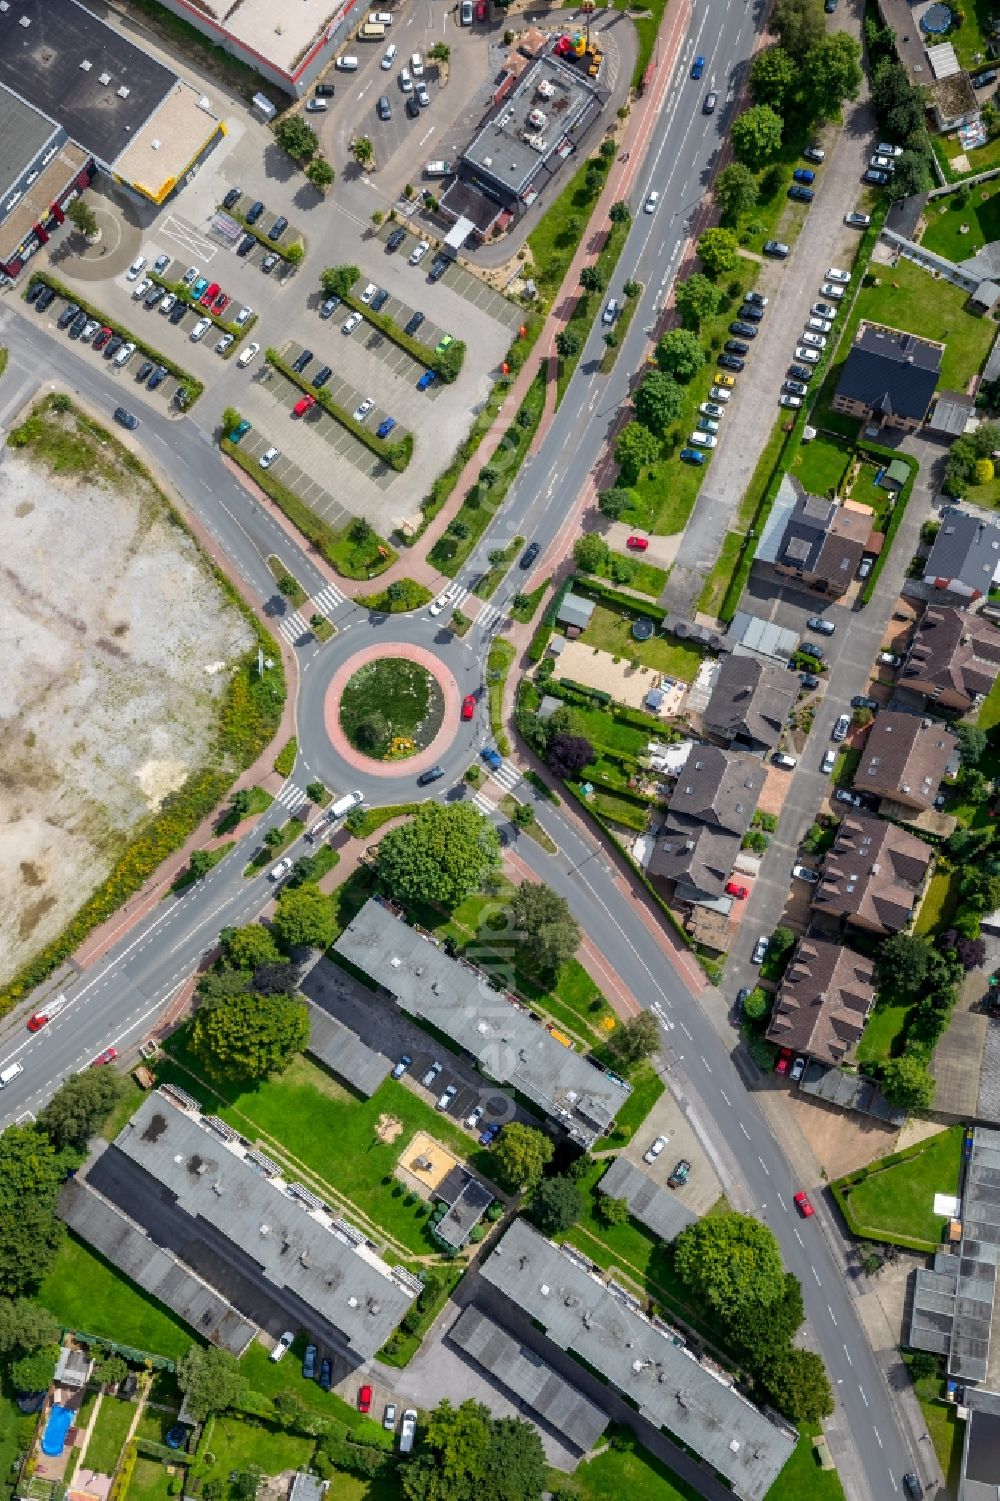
[{"xmin": 161, "ymin": 215, "xmax": 218, "ymax": 261}]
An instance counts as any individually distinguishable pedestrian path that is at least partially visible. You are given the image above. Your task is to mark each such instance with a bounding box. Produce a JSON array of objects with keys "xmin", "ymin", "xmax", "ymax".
[
  {"xmin": 275, "ymin": 782, "xmax": 307, "ymax": 814},
  {"xmin": 475, "ymin": 601, "xmax": 507, "ymax": 633},
  {"xmin": 470, "ymin": 789, "xmax": 498, "ymax": 816}
]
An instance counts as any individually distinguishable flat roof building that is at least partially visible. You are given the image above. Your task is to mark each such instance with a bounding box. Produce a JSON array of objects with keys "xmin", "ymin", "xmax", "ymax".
[
  {"xmin": 334, "ymin": 898, "xmax": 630, "ymax": 1147},
  {"xmin": 147, "ymin": 0, "xmax": 353, "ymax": 97},
  {"xmin": 0, "ymin": 82, "xmax": 92, "ymax": 280},
  {"xmin": 480, "ymin": 1221, "xmax": 796, "ymax": 1501},
  {"xmin": 596, "ymin": 1156, "xmax": 696, "ymax": 1242}
]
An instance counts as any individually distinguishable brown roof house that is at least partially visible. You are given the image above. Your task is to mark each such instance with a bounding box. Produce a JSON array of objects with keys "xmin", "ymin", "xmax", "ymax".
[
  {"xmin": 766, "ymin": 932, "xmax": 877, "ymax": 1066},
  {"xmin": 812, "ymin": 812, "xmax": 932, "ymax": 936},
  {"xmin": 832, "ymin": 323, "xmax": 943, "ymax": 434},
  {"xmin": 853, "ymin": 712, "xmax": 959, "ymax": 811},
  {"xmin": 647, "ymin": 745, "xmax": 764, "ymax": 901},
  {"xmin": 900, "ymin": 606, "xmax": 1000, "ymax": 713},
  {"xmin": 755, "ymin": 474, "xmax": 875, "ymax": 596},
  {"xmin": 701, "ymin": 654, "xmax": 799, "ymax": 752}
]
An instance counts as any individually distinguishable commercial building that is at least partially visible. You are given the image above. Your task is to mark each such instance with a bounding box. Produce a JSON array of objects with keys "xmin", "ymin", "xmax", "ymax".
[
  {"xmin": 766, "ymin": 932, "xmax": 877, "ymax": 1067},
  {"xmin": 958, "ymin": 1387, "xmax": 1000, "ymax": 1501},
  {"xmin": 647, "ymin": 745, "xmax": 765, "ymax": 900},
  {"xmin": 0, "ymin": 84, "xmax": 93, "ymax": 282},
  {"xmin": 148, "ymin": 0, "xmax": 353, "ymax": 98},
  {"xmin": 853, "ymin": 711, "xmax": 958, "ymax": 811},
  {"xmin": 61, "ymin": 1087, "xmax": 418, "ymax": 1361},
  {"xmin": 701, "ymin": 653, "xmax": 799, "ymax": 753},
  {"xmin": 901, "ymin": 606, "xmax": 1000, "ymax": 713},
  {"xmin": 812, "ymin": 812, "xmax": 932, "ymax": 936},
  {"xmin": 755, "ymin": 474, "xmax": 875, "ymax": 596},
  {"xmin": 832, "ymin": 322, "xmax": 943, "ymax": 433},
  {"xmin": 334, "ymin": 898, "xmax": 630, "ymax": 1147},
  {"xmin": 924, "ymin": 511, "xmax": 1000, "ymax": 601},
  {"xmin": 479, "ymin": 1220, "xmax": 796, "ymax": 1501}
]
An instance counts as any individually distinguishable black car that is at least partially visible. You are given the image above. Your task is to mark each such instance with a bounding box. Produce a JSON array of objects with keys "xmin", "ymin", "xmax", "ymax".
[
  {"xmin": 824, "ymin": 0, "xmax": 837, "ymax": 10},
  {"xmin": 246, "ymin": 199, "xmax": 265, "ymax": 224},
  {"xmin": 378, "ymin": 95, "xmax": 391, "ymax": 120},
  {"xmin": 320, "ymin": 296, "xmax": 341, "ymax": 319},
  {"xmin": 763, "ymin": 238, "xmax": 790, "ymax": 258},
  {"xmin": 35, "ymin": 285, "xmax": 56, "ymax": 312},
  {"xmin": 738, "ymin": 304, "xmax": 764, "ymax": 322},
  {"xmin": 973, "ymin": 69, "xmax": 999, "ymax": 87},
  {"xmin": 404, "ymin": 311, "xmax": 425, "ymax": 336},
  {"xmin": 236, "ymin": 234, "xmax": 256, "ymax": 257},
  {"xmin": 113, "ymin": 406, "xmax": 138, "ymax": 430},
  {"xmin": 223, "ymin": 187, "xmax": 241, "ymax": 211},
  {"xmin": 788, "ymin": 363, "xmax": 814, "ymax": 382},
  {"xmin": 784, "ymin": 380, "xmax": 807, "ymax": 396},
  {"xmin": 315, "ymin": 82, "xmax": 336, "ymax": 97},
  {"xmin": 901, "ymin": 1477, "xmax": 922, "ymax": 1501},
  {"xmin": 718, "ymin": 353, "xmax": 745, "ymax": 371},
  {"xmin": 57, "ymin": 301, "xmax": 80, "ymax": 329},
  {"xmin": 68, "ymin": 310, "xmax": 88, "ymax": 338},
  {"xmin": 312, "ymin": 365, "xmax": 332, "ymax": 387},
  {"xmin": 406, "ymin": 95, "xmax": 420, "ymax": 118},
  {"xmin": 428, "ymin": 255, "xmax": 448, "ymax": 282},
  {"xmin": 735, "ymin": 987, "xmax": 751, "ymax": 1017},
  {"xmin": 371, "ymin": 287, "xmax": 389, "ymax": 311},
  {"xmin": 729, "ymin": 321, "xmax": 757, "ymax": 338},
  {"xmin": 318, "ymin": 1358, "xmax": 332, "ymax": 1392},
  {"xmin": 26, "ymin": 280, "xmax": 44, "ymax": 304},
  {"xmin": 144, "ymin": 285, "xmax": 163, "ymax": 308},
  {"xmin": 386, "ymin": 228, "xmax": 407, "ymax": 253},
  {"xmin": 168, "ymin": 301, "xmax": 187, "ymax": 325},
  {"xmin": 520, "ymin": 541, "xmax": 541, "ymax": 570},
  {"xmin": 302, "ymin": 1344, "xmax": 317, "ymax": 1381},
  {"xmin": 800, "ymin": 672, "xmax": 820, "ymax": 690},
  {"xmin": 135, "ymin": 359, "xmax": 154, "ymax": 382},
  {"xmin": 788, "ymin": 184, "xmax": 814, "ymax": 202},
  {"xmin": 269, "ymin": 215, "xmax": 288, "ymax": 241},
  {"xmin": 147, "ymin": 365, "xmax": 169, "ymax": 391},
  {"xmin": 851, "ymin": 695, "xmax": 879, "ymax": 712},
  {"xmin": 104, "ymin": 335, "xmax": 123, "ymax": 359},
  {"xmin": 261, "ymin": 252, "xmax": 279, "ymax": 273},
  {"xmin": 292, "ymin": 349, "xmax": 313, "ymax": 373},
  {"xmin": 417, "ymin": 765, "xmax": 445, "ymax": 786},
  {"xmin": 864, "ymin": 168, "xmax": 890, "ymax": 186},
  {"xmin": 745, "ymin": 290, "xmax": 768, "ymax": 308},
  {"xmin": 723, "ymin": 340, "xmax": 749, "ymax": 356},
  {"xmin": 799, "ymin": 640, "xmax": 825, "ymax": 660}
]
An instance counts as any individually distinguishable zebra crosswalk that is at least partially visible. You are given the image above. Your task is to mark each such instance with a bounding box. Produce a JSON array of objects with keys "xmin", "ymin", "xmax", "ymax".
[
  {"xmin": 310, "ymin": 582, "xmax": 346, "ymax": 616},
  {"xmin": 476, "ymin": 602, "xmax": 506, "ymax": 634},
  {"xmin": 448, "ymin": 585, "xmax": 469, "ymax": 612},
  {"xmin": 276, "ymin": 610, "xmax": 310, "ymax": 645},
  {"xmin": 486, "ymin": 757, "xmax": 521, "ymax": 793},
  {"xmin": 275, "ymin": 783, "xmax": 307, "ymax": 813},
  {"xmin": 470, "ymin": 790, "xmax": 497, "ymax": 817}
]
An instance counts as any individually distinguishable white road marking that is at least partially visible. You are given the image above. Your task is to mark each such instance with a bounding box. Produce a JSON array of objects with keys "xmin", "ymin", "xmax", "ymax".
[
  {"xmin": 872, "ymin": 1426, "xmax": 882, "ymax": 1450},
  {"xmin": 758, "ymin": 1155, "xmax": 770, "ymax": 1175},
  {"xmin": 859, "ymin": 1385, "xmax": 868, "ymax": 1407},
  {"xmin": 739, "ymin": 1122, "xmax": 750, "ymax": 1138},
  {"xmin": 720, "ymin": 1089, "xmax": 731, "ymax": 1106},
  {"xmin": 828, "ymin": 1304, "xmax": 838, "ymax": 1326},
  {"xmin": 811, "ymin": 1267, "xmax": 821, "ymax": 1285},
  {"xmin": 700, "ymin": 1054, "xmax": 712, "ymax": 1073},
  {"xmin": 843, "ymin": 1344, "xmax": 853, "ymax": 1366}
]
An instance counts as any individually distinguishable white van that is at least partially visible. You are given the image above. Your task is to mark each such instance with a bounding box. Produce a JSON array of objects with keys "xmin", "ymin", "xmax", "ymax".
[
  {"xmin": 336, "ymin": 54, "xmax": 359, "ymax": 70},
  {"xmin": 0, "ymin": 1062, "xmax": 24, "ymax": 1089},
  {"xmin": 381, "ymin": 42, "xmax": 397, "ymax": 68},
  {"xmin": 424, "ymin": 160, "xmax": 452, "ymax": 179},
  {"xmin": 331, "ymin": 789, "xmax": 364, "ymax": 821}
]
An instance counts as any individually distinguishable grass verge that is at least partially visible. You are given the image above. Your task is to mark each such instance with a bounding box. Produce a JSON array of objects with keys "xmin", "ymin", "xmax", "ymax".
[{"xmin": 487, "ymin": 638, "xmax": 516, "ymax": 755}]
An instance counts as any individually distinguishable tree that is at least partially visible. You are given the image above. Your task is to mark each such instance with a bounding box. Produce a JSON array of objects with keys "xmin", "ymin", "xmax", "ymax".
[
  {"xmin": 714, "ymin": 164, "xmax": 759, "ymax": 226},
  {"xmin": 600, "ymin": 1195, "xmax": 630, "ymax": 1228},
  {"xmin": 222, "ymin": 924, "xmax": 282, "ymax": 971},
  {"xmin": 10, "ymin": 1347, "xmax": 58, "ymax": 1395},
  {"xmin": 654, "ymin": 328, "xmax": 705, "ymax": 383},
  {"xmin": 770, "ymin": 925, "xmax": 795, "ymax": 960},
  {"xmin": 607, "ymin": 1010, "xmax": 659, "ymax": 1068},
  {"xmin": 432, "ymin": 340, "xmax": 465, "ymax": 383},
  {"xmin": 674, "ymin": 1212, "xmax": 786, "ymax": 1319},
  {"xmin": 429, "ymin": 41, "xmax": 450, "ymax": 62},
  {"xmin": 801, "ymin": 34, "xmax": 862, "ymax": 119},
  {"xmin": 889, "ymin": 148, "xmax": 931, "ymax": 199},
  {"xmin": 614, "ymin": 421, "xmax": 660, "ymax": 482},
  {"xmin": 321, "ymin": 265, "xmax": 361, "ymax": 299},
  {"xmin": 730, "ymin": 106, "xmax": 783, "ymax": 169},
  {"xmin": 38, "ymin": 1069, "xmax": 125, "ymax": 1152},
  {"xmin": 881, "ymin": 1052, "xmax": 935, "ymax": 1110},
  {"xmin": 185, "ymin": 849, "xmax": 216, "ymax": 882},
  {"xmin": 177, "ymin": 1345, "xmax": 246, "ymax": 1421},
  {"xmin": 555, "ymin": 329, "xmax": 581, "ymax": 359},
  {"xmin": 958, "ymin": 768, "xmax": 991, "ymax": 805},
  {"xmin": 222, "ymin": 406, "xmax": 243, "ymax": 435},
  {"xmin": 598, "ymin": 487, "xmax": 634, "ymax": 520},
  {"xmin": 956, "ymin": 724, "xmax": 988, "ymax": 767},
  {"xmin": 306, "ymin": 781, "xmax": 327, "ymax": 805},
  {"xmin": 355, "ymin": 711, "xmax": 391, "ymax": 755},
  {"xmin": 272, "ymin": 883, "xmax": 335, "ymax": 950},
  {"xmin": 749, "ymin": 45, "xmax": 796, "ymax": 108},
  {"xmin": 742, "ymin": 988, "xmax": 770, "ymax": 1022},
  {"xmin": 673, "ymin": 273, "xmax": 723, "ymax": 330},
  {"xmin": 403, "ymin": 1400, "xmax": 542, "ymax": 1501},
  {"xmin": 609, "ymin": 199, "xmax": 630, "ymax": 224},
  {"xmin": 352, "ymin": 136, "xmax": 375, "ymax": 168},
  {"xmin": 580, "ymin": 264, "xmax": 606, "ymax": 293},
  {"xmin": 378, "ymin": 804, "xmax": 500, "ymax": 907},
  {"xmin": 909, "ymin": 1351, "xmax": 940, "ymax": 1382},
  {"xmin": 763, "ymin": 1347, "xmax": 834, "ymax": 1423},
  {"xmin": 730, "ymin": 1272, "xmax": 804, "ymax": 1365},
  {"xmin": 547, "ymin": 733, "xmax": 594, "ymax": 779},
  {"xmin": 529, "ymin": 1174, "xmax": 583, "ymax": 1235},
  {"xmin": 0, "ymin": 1126, "xmax": 63, "ymax": 1294},
  {"xmin": 68, "ymin": 197, "xmax": 99, "ymax": 238},
  {"xmin": 306, "ymin": 156, "xmax": 335, "ymax": 189},
  {"xmin": 511, "ymin": 881, "xmax": 581, "ymax": 977},
  {"xmin": 192, "ymin": 990, "xmax": 309, "ymax": 1081},
  {"xmin": 771, "ymin": 0, "xmax": 825, "ymax": 59},
  {"xmin": 512, "ymin": 803, "xmax": 535, "ymax": 829},
  {"xmin": 253, "ymin": 961, "xmax": 301, "ymax": 996},
  {"xmin": 92, "ymin": 1352, "xmax": 128, "ymax": 1388},
  {"xmin": 488, "ymin": 1416, "xmax": 545, "ymax": 1501},
  {"xmin": 573, "ymin": 533, "xmax": 610, "ymax": 573},
  {"xmin": 879, "ymin": 932, "xmax": 930, "ymax": 993},
  {"xmin": 696, "ymin": 226, "xmax": 741, "ymax": 278},
  {"xmin": 275, "ymin": 116, "xmax": 318, "ymax": 161},
  {"xmin": 943, "ymin": 931, "xmax": 987, "ymax": 971},
  {"xmin": 492, "ymin": 1124, "xmax": 553, "ymax": 1192},
  {"xmin": 634, "ymin": 371, "xmax": 684, "ymax": 430},
  {"xmin": 0, "ymin": 1300, "xmax": 59, "ymax": 1358}
]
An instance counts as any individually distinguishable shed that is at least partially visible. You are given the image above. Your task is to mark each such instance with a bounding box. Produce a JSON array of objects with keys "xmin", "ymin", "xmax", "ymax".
[
  {"xmin": 927, "ymin": 391, "xmax": 975, "ymax": 438},
  {"xmin": 972, "ymin": 280, "xmax": 1000, "ymax": 313},
  {"xmin": 881, "ymin": 459, "xmax": 911, "ymax": 491},
  {"xmin": 53, "ymin": 1346, "xmax": 91, "ymax": 1390},
  {"xmin": 555, "ymin": 593, "xmax": 596, "ymax": 632}
]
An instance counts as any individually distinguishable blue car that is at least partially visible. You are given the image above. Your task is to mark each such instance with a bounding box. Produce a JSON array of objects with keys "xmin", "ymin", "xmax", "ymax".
[
  {"xmin": 792, "ymin": 168, "xmax": 815, "ymax": 184},
  {"xmin": 479, "ymin": 1122, "xmax": 501, "ymax": 1146},
  {"xmin": 191, "ymin": 277, "xmax": 209, "ymax": 299},
  {"xmin": 480, "ymin": 747, "xmax": 503, "ymax": 772},
  {"xmin": 302, "ymin": 1344, "xmax": 317, "ymax": 1381},
  {"xmin": 417, "ymin": 369, "xmax": 436, "ymax": 391},
  {"xmin": 680, "ymin": 447, "xmax": 706, "ymax": 465},
  {"xmin": 691, "ymin": 55, "xmax": 705, "ymax": 79},
  {"xmin": 377, "ymin": 416, "xmax": 396, "ymax": 439},
  {"xmin": 788, "ymin": 185, "xmax": 814, "ymax": 202}
]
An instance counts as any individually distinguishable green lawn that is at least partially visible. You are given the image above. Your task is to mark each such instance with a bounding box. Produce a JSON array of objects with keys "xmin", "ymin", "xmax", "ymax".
[
  {"xmin": 339, "ymin": 658, "xmax": 442, "ymax": 758},
  {"xmin": 563, "ymin": 1161, "xmax": 694, "ymax": 1318},
  {"xmin": 527, "ymin": 156, "xmax": 611, "ymax": 304},
  {"xmin": 557, "ymin": 1435, "xmax": 699, "ymax": 1501},
  {"xmin": 980, "ymin": 674, "xmax": 1000, "ymax": 729},
  {"xmin": 37, "ymin": 1235, "xmax": 193, "ymax": 1360},
  {"xmin": 915, "ymin": 865, "xmax": 961, "ymax": 936},
  {"xmin": 605, "ymin": 1058, "xmax": 664, "ymax": 1140},
  {"xmin": 85, "ymin": 1395, "xmax": 136, "ymax": 1476},
  {"xmin": 831, "ymin": 748, "xmax": 861, "ymax": 788},
  {"xmin": 856, "ymin": 996, "xmax": 911, "ymax": 1065},
  {"xmin": 841, "ymin": 1126, "xmax": 964, "ymax": 1246},
  {"xmin": 791, "ymin": 435, "xmax": 853, "ymax": 498},
  {"xmin": 920, "ymin": 177, "xmax": 1000, "ymax": 261},
  {"xmin": 135, "ymin": 1407, "xmax": 179, "ymax": 1446},
  {"xmin": 570, "ymin": 706, "xmax": 652, "ymax": 758},
  {"xmin": 579, "ymin": 602, "xmax": 704, "ymax": 680},
  {"xmin": 697, "ymin": 531, "xmax": 744, "ymax": 618},
  {"xmin": 0, "ymin": 1390, "xmax": 36, "ymax": 1493},
  {"xmin": 323, "ymin": 1472, "xmax": 400, "ymax": 1501},
  {"xmin": 588, "ymin": 555, "xmax": 670, "ymax": 600},
  {"xmin": 126, "ymin": 1457, "xmax": 179, "ymax": 1501},
  {"xmin": 203, "ymin": 1414, "xmax": 314, "ymax": 1478},
  {"xmin": 237, "ymin": 1343, "xmax": 392, "ymax": 1439},
  {"xmin": 909, "ymin": 1370, "xmax": 965, "ymax": 1494},
  {"xmin": 765, "ymin": 1422, "xmax": 846, "ymax": 1501}
]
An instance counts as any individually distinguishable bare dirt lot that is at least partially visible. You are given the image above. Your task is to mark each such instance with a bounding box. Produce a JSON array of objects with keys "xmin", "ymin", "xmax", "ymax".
[{"xmin": 0, "ymin": 404, "xmax": 253, "ymax": 985}]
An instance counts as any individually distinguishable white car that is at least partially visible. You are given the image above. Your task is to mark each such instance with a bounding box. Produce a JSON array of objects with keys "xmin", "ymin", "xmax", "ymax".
[
  {"xmin": 81, "ymin": 318, "xmax": 100, "ymax": 340},
  {"xmin": 821, "ymin": 747, "xmax": 837, "ymax": 773},
  {"xmin": 353, "ymin": 397, "xmax": 375, "ymax": 423},
  {"xmin": 820, "ymin": 282, "xmax": 846, "ymax": 300},
  {"xmin": 709, "ymin": 385, "xmax": 732, "ymax": 403},
  {"xmin": 238, "ymin": 341, "xmax": 260, "ymax": 368},
  {"xmin": 126, "ymin": 256, "xmax": 147, "ymax": 281},
  {"xmin": 359, "ymin": 282, "xmax": 377, "ymax": 304},
  {"xmin": 429, "ymin": 590, "xmax": 452, "ymax": 616},
  {"xmin": 260, "ymin": 446, "xmax": 280, "ymax": 469},
  {"xmin": 216, "ymin": 333, "xmax": 234, "ymax": 354},
  {"xmin": 381, "ymin": 43, "xmax": 397, "ymax": 68},
  {"xmin": 700, "ymin": 402, "xmax": 725, "ymax": 420},
  {"xmin": 689, "ymin": 430, "xmax": 717, "ymax": 448},
  {"xmin": 181, "ymin": 266, "xmax": 199, "ymax": 286},
  {"xmin": 870, "ymin": 153, "xmax": 896, "ymax": 172},
  {"xmin": 643, "ymin": 1135, "xmax": 667, "ymax": 1164},
  {"xmin": 190, "ymin": 317, "xmax": 211, "ymax": 341},
  {"xmin": 795, "ymin": 345, "xmax": 821, "ymax": 364},
  {"xmin": 268, "ymin": 855, "xmax": 293, "ymax": 879},
  {"xmin": 370, "ymin": 9, "xmax": 393, "ymax": 22},
  {"xmin": 416, "ymin": 82, "xmax": 430, "ymax": 108},
  {"xmin": 801, "ymin": 331, "xmax": 826, "ymax": 349},
  {"xmin": 131, "ymin": 278, "xmax": 152, "ymax": 300},
  {"xmin": 270, "ymin": 1330, "xmax": 294, "ymax": 1361},
  {"xmin": 845, "ymin": 211, "xmax": 872, "ymax": 227},
  {"xmin": 409, "ymin": 239, "xmax": 429, "ymax": 264},
  {"xmin": 153, "ymin": 253, "xmax": 170, "ymax": 275},
  {"xmin": 234, "ymin": 305, "xmax": 254, "ymax": 326},
  {"xmin": 751, "ymin": 935, "xmax": 769, "ymax": 965},
  {"xmin": 467, "ymin": 1104, "xmax": 485, "ymax": 1129},
  {"xmin": 825, "ymin": 266, "xmax": 850, "ymax": 285},
  {"xmin": 807, "ymin": 316, "xmax": 832, "ymax": 334},
  {"xmin": 877, "ymin": 141, "xmax": 904, "ymax": 157},
  {"xmin": 779, "ymin": 394, "xmax": 802, "ymax": 408},
  {"xmin": 158, "ymin": 293, "xmax": 177, "ymax": 316},
  {"xmin": 400, "ymin": 1410, "xmax": 417, "ymax": 1455},
  {"xmin": 399, "ymin": 66, "xmax": 413, "ymax": 91},
  {"xmin": 792, "ymin": 865, "xmax": 820, "ymax": 883},
  {"xmin": 790, "ymin": 1055, "xmax": 806, "ymax": 1082},
  {"xmin": 832, "ymin": 712, "xmax": 852, "ymax": 742},
  {"xmin": 342, "ymin": 311, "xmax": 362, "ymax": 334},
  {"xmin": 411, "ymin": 51, "xmax": 424, "ymax": 75},
  {"xmin": 436, "ymin": 1084, "xmax": 458, "ymax": 1111},
  {"xmin": 644, "ymin": 190, "xmax": 660, "ymax": 213},
  {"xmin": 113, "ymin": 341, "xmax": 136, "ymax": 367}
]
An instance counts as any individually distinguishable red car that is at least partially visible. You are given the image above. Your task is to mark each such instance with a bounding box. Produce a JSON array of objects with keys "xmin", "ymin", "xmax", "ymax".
[
  {"xmin": 293, "ymin": 394, "xmax": 316, "ymax": 416},
  {"xmin": 461, "ymin": 694, "xmax": 476, "ymax": 721},
  {"xmin": 793, "ymin": 1190, "xmax": 814, "ymax": 1218},
  {"xmin": 199, "ymin": 281, "xmax": 220, "ymax": 307},
  {"xmin": 775, "ymin": 1047, "xmax": 794, "ymax": 1075},
  {"xmin": 476, "ymin": 0, "xmax": 486, "ymax": 18},
  {"xmin": 213, "ymin": 291, "xmax": 230, "ymax": 315},
  {"xmin": 725, "ymin": 881, "xmax": 749, "ymax": 899},
  {"xmin": 358, "ymin": 1384, "xmax": 373, "ymax": 1413},
  {"xmin": 91, "ymin": 1047, "xmax": 118, "ymax": 1067},
  {"xmin": 93, "ymin": 326, "xmax": 113, "ymax": 351},
  {"xmin": 626, "ymin": 535, "xmax": 649, "ymax": 551},
  {"xmin": 26, "ymin": 1014, "xmax": 49, "ymax": 1033}
]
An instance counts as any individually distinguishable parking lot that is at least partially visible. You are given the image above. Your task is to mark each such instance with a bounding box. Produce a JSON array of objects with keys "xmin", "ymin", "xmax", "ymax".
[
  {"xmin": 236, "ymin": 421, "xmax": 352, "ymax": 532},
  {"xmin": 370, "ymin": 222, "xmax": 523, "ymax": 328},
  {"xmin": 273, "ymin": 345, "xmax": 408, "ymax": 488},
  {"xmin": 27, "ymin": 285, "xmax": 187, "ymax": 411}
]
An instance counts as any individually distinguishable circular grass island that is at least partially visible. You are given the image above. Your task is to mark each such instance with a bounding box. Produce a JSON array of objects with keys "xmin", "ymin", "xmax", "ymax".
[{"xmin": 339, "ymin": 656, "xmax": 445, "ymax": 760}]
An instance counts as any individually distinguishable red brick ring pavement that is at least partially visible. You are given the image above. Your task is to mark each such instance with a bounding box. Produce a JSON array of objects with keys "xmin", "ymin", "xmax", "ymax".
[{"xmin": 323, "ymin": 642, "xmax": 461, "ymax": 779}]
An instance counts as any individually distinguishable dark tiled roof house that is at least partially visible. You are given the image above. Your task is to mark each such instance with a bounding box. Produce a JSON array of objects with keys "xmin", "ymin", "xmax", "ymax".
[
  {"xmin": 812, "ymin": 812, "xmax": 932, "ymax": 936},
  {"xmin": 832, "ymin": 322, "xmax": 943, "ymax": 433},
  {"xmin": 923, "ymin": 511, "xmax": 1000, "ymax": 601},
  {"xmin": 766, "ymin": 932, "xmax": 877, "ymax": 1065},
  {"xmin": 701, "ymin": 654, "xmax": 800, "ymax": 751},
  {"xmin": 648, "ymin": 746, "xmax": 764, "ymax": 899},
  {"xmin": 853, "ymin": 712, "xmax": 959, "ymax": 811},
  {"xmin": 768, "ymin": 483, "xmax": 874, "ymax": 597},
  {"xmin": 900, "ymin": 606, "xmax": 1000, "ymax": 713}
]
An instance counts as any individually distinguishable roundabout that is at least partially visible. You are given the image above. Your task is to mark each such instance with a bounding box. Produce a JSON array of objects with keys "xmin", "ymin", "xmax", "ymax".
[{"xmin": 321, "ymin": 640, "xmax": 469, "ymax": 780}]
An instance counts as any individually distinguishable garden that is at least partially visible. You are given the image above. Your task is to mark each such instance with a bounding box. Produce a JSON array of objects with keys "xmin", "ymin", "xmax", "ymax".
[
  {"xmin": 576, "ymin": 601, "xmax": 705, "ymax": 681},
  {"xmin": 339, "ymin": 658, "xmax": 443, "ymax": 760},
  {"xmin": 830, "ymin": 1126, "xmax": 965, "ymax": 1250},
  {"xmin": 919, "ymin": 177, "xmax": 1000, "ymax": 261}
]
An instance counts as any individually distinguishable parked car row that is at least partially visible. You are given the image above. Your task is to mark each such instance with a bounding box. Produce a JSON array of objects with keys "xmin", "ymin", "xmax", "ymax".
[
  {"xmin": 29, "ymin": 282, "xmax": 179, "ymax": 397},
  {"xmin": 779, "ymin": 266, "xmax": 850, "ymax": 404},
  {"xmin": 680, "ymin": 289, "xmax": 772, "ymax": 462},
  {"xmin": 787, "ymin": 142, "xmax": 826, "ymax": 205},
  {"xmin": 391, "ymin": 1051, "xmax": 501, "ymax": 1141},
  {"xmin": 862, "ymin": 138, "xmax": 902, "ymax": 187}
]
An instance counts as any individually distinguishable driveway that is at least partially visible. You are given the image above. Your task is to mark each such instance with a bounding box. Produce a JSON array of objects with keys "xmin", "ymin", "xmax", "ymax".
[{"xmin": 621, "ymin": 1081, "xmax": 722, "ymax": 1217}]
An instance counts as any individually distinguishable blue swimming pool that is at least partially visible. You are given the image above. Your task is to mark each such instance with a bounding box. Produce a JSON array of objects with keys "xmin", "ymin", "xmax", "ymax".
[{"xmin": 41, "ymin": 1404, "xmax": 72, "ymax": 1457}]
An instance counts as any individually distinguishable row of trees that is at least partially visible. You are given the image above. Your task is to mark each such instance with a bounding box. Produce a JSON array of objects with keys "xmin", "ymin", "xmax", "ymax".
[
  {"xmin": 864, "ymin": 13, "xmax": 934, "ymax": 198},
  {"xmin": 943, "ymin": 420, "xmax": 1000, "ymax": 498}
]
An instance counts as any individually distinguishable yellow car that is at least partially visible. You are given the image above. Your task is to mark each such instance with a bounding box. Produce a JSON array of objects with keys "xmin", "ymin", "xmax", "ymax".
[{"xmin": 713, "ymin": 373, "xmax": 736, "ymax": 388}]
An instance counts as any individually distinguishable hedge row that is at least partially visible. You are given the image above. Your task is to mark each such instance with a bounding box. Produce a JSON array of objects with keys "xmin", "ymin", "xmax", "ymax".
[
  {"xmin": 336, "ymin": 286, "xmax": 462, "ymax": 378},
  {"xmin": 149, "ymin": 271, "xmax": 257, "ymax": 354},
  {"xmin": 857, "ymin": 443, "xmax": 919, "ymax": 604},
  {"xmin": 25, "ymin": 271, "xmax": 204, "ymax": 405},
  {"xmin": 265, "ymin": 348, "xmax": 411, "ymax": 470},
  {"xmin": 528, "ymin": 575, "xmax": 576, "ymax": 661},
  {"xmin": 573, "ymin": 576, "xmax": 665, "ymax": 621},
  {"xmin": 225, "ymin": 205, "xmax": 305, "ymax": 263},
  {"xmin": 559, "ymin": 677, "xmax": 612, "ymax": 705}
]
